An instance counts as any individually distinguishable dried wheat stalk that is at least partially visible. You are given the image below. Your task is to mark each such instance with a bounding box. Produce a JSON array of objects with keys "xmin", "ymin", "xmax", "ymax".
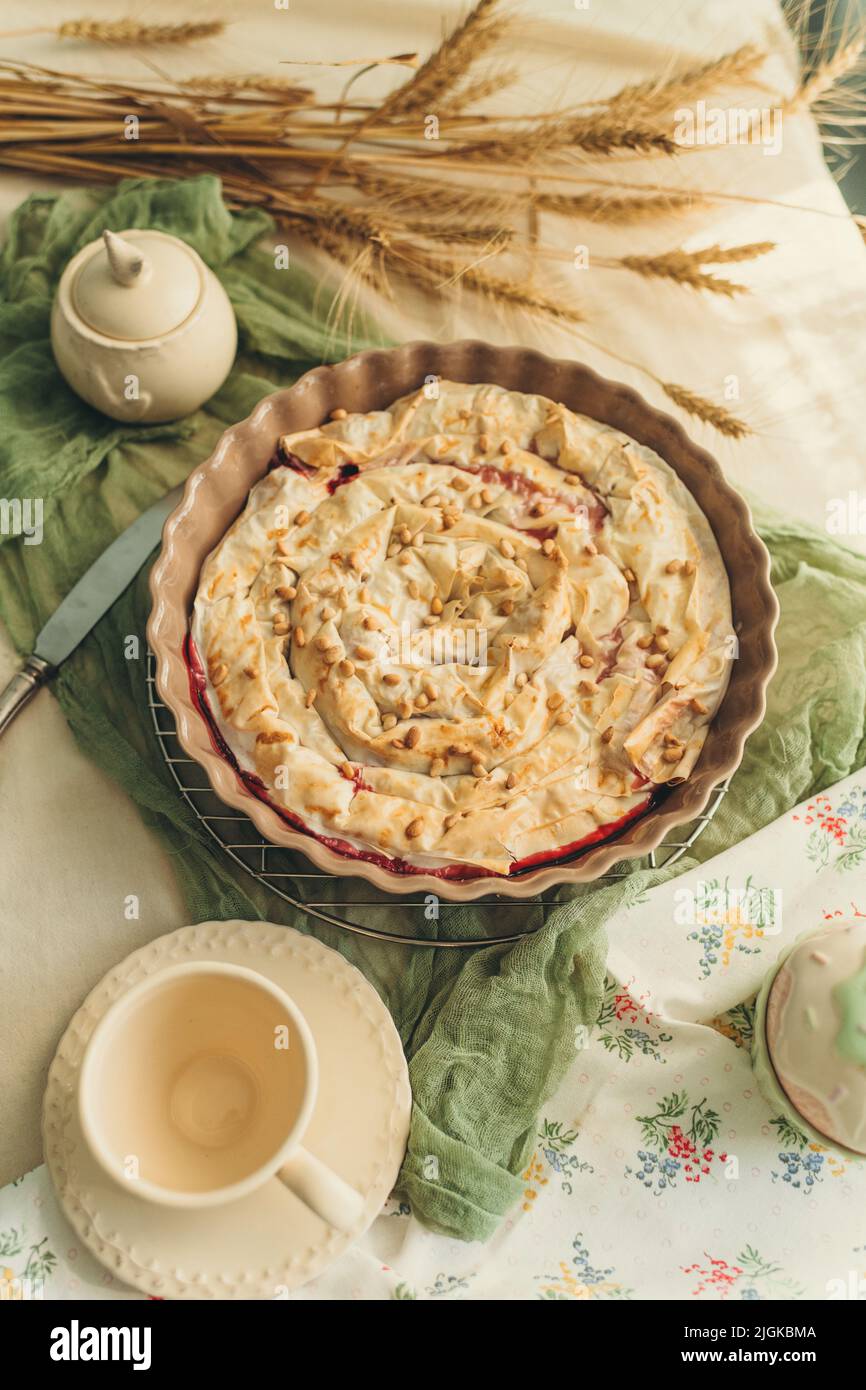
[
  {"xmin": 660, "ymin": 383, "xmax": 751, "ymax": 438},
  {"xmin": 599, "ymin": 44, "xmax": 768, "ymax": 124},
  {"xmin": 378, "ymin": 0, "xmax": 504, "ymax": 119},
  {"xmin": 0, "ymin": 0, "xmax": 860, "ymax": 439},
  {"xmin": 618, "ymin": 242, "xmax": 775, "ymax": 295},
  {"xmin": 533, "ymin": 189, "xmax": 705, "ymax": 222},
  {"xmin": 0, "ymin": 19, "xmax": 226, "ymax": 45}
]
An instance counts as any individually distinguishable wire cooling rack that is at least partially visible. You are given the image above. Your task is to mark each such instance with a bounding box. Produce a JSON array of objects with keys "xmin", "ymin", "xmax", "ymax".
[{"xmin": 146, "ymin": 651, "xmax": 730, "ymax": 948}]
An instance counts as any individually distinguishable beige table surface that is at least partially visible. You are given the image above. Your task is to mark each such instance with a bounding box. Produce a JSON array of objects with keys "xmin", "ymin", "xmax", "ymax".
[{"xmin": 1, "ymin": 0, "xmax": 865, "ymax": 1190}]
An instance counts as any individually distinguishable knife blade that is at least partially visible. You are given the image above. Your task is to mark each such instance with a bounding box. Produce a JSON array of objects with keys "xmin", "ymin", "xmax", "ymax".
[{"xmin": 0, "ymin": 483, "xmax": 184, "ymax": 738}]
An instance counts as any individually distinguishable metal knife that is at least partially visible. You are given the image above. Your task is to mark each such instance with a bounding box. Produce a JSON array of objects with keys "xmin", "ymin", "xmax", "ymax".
[{"xmin": 0, "ymin": 484, "xmax": 183, "ymax": 739}]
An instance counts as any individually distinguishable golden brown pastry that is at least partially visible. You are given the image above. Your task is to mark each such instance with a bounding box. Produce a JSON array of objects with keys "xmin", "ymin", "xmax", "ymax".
[{"xmin": 191, "ymin": 382, "xmax": 734, "ymax": 877}]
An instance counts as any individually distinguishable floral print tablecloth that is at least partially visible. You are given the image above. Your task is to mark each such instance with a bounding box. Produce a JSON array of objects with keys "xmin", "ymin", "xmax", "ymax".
[{"xmin": 4, "ymin": 770, "xmax": 866, "ymax": 1302}]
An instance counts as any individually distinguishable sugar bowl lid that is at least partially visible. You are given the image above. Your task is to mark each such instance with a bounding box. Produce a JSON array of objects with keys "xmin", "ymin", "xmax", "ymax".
[{"xmin": 72, "ymin": 229, "xmax": 203, "ymax": 341}]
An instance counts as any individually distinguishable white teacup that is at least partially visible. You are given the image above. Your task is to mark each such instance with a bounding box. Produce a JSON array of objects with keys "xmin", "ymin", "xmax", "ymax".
[{"xmin": 78, "ymin": 961, "xmax": 365, "ymax": 1231}]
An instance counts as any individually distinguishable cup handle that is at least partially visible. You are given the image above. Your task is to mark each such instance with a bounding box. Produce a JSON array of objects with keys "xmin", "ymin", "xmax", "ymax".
[{"xmin": 276, "ymin": 1147, "xmax": 366, "ymax": 1232}]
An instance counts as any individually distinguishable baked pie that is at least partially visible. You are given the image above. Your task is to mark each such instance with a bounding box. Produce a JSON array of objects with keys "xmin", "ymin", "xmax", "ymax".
[{"xmin": 190, "ymin": 381, "xmax": 735, "ymax": 879}]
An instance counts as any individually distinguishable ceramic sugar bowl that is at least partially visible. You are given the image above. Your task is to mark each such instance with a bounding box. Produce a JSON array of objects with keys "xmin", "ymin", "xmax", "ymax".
[
  {"xmin": 51, "ymin": 228, "xmax": 237, "ymax": 422},
  {"xmin": 752, "ymin": 918, "xmax": 866, "ymax": 1161}
]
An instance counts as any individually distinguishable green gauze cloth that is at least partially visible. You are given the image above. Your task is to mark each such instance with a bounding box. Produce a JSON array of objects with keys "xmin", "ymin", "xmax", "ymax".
[{"xmin": 2, "ymin": 175, "xmax": 865, "ymax": 1243}]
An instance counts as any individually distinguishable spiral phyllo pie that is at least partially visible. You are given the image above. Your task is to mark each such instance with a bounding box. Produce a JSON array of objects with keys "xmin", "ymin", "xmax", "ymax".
[{"xmin": 191, "ymin": 382, "xmax": 734, "ymax": 877}]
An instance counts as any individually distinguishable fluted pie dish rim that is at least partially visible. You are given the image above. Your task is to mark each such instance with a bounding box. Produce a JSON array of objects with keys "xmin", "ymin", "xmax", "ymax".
[{"xmin": 147, "ymin": 341, "xmax": 779, "ymax": 902}]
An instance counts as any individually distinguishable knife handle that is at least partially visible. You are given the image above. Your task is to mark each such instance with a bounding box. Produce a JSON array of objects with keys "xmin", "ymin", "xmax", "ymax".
[{"xmin": 0, "ymin": 655, "xmax": 53, "ymax": 738}]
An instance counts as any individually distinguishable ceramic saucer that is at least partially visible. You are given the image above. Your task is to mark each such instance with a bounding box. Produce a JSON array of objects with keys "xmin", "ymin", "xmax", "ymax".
[{"xmin": 43, "ymin": 920, "xmax": 411, "ymax": 1299}]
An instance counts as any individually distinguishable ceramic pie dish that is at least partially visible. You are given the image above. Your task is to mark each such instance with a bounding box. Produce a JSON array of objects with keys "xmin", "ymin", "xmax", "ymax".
[{"xmin": 148, "ymin": 341, "xmax": 778, "ymax": 902}]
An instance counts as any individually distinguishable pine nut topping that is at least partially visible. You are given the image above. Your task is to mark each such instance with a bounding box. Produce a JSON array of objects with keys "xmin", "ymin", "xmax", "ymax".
[
  {"xmin": 689, "ymin": 697, "xmax": 709, "ymax": 715},
  {"xmin": 547, "ymin": 691, "xmax": 564, "ymax": 710},
  {"xmin": 338, "ymin": 659, "xmax": 355, "ymax": 677},
  {"xmin": 406, "ymin": 818, "xmax": 424, "ymax": 839},
  {"xmin": 330, "ymin": 407, "xmax": 348, "ymax": 420},
  {"xmin": 383, "ymin": 672, "xmax": 401, "ymax": 686},
  {"xmin": 211, "ymin": 662, "xmax": 228, "ymax": 686},
  {"xmin": 579, "ymin": 654, "xmax": 595, "ymax": 668},
  {"xmin": 500, "ymin": 538, "xmax": 516, "ymax": 559},
  {"xmin": 276, "ymin": 585, "xmax": 297, "ymax": 601},
  {"xmin": 355, "ymin": 644, "xmax": 374, "ymax": 661},
  {"xmin": 406, "ymin": 726, "xmax": 421, "ymax": 749},
  {"xmin": 601, "ymin": 726, "xmax": 614, "ymax": 744},
  {"xmin": 294, "ymin": 627, "xmax": 306, "ymax": 647},
  {"xmin": 663, "ymin": 746, "xmax": 685, "ymax": 762},
  {"xmin": 382, "ymin": 713, "xmax": 397, "ymax": 730},
  {"xmin": 665, "ymin": 559, "xmax": 681, "ymax": 574}
]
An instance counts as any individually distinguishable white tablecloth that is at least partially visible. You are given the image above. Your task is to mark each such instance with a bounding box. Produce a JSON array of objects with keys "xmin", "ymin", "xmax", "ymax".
[
  {"xmin": 2, "ymin": 0, "xmax": 866, "ymax": 1297},
  {"xmin": 4, "ymin": 766, "xmax": 866, "ymax": 1300}
]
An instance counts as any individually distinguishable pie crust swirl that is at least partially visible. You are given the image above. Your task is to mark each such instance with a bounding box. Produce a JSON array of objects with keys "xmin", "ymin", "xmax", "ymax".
[{"xmin": 191, "ymin": 382, "xmax": 734, "ymax": 877}]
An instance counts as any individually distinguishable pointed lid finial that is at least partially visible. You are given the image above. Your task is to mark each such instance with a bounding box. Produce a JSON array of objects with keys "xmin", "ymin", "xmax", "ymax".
[{"xmin": 102, "ymin": 229, "xmax": 149, "ymax": 286}]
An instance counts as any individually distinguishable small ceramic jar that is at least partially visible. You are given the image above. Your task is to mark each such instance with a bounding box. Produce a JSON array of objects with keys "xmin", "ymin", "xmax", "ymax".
[
  {"xmin": 752, "ymin": 918, "xmax": 866, "ymax": 1160},
  {"xmin": 51, "ymin": 228, "xmax": 237, "ymax": 422}
]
